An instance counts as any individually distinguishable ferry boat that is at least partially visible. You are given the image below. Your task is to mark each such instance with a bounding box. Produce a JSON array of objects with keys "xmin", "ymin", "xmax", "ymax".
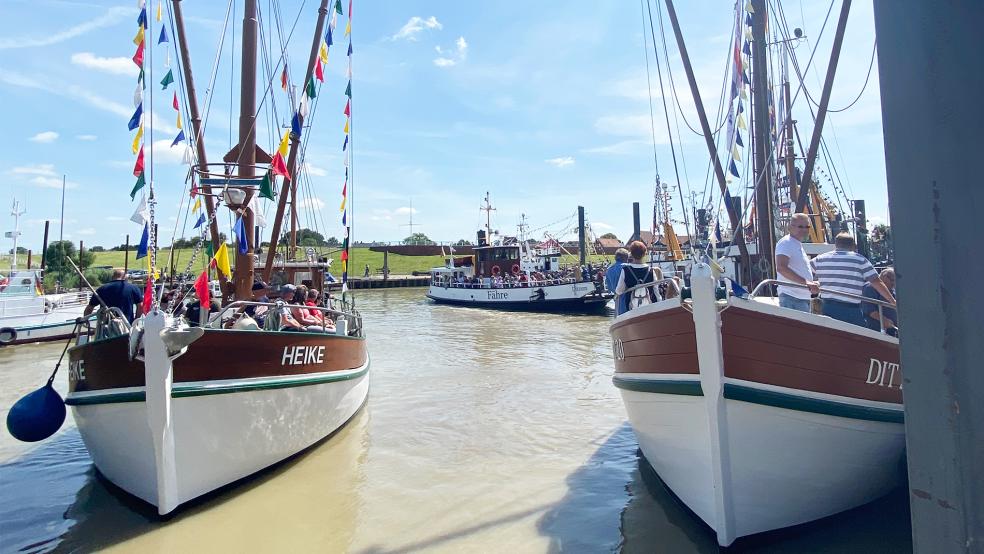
[
  {"xmin": 427, "ymin": 231, "xmax": 612, "ymax": 313},
  {"xmin": 0, "ymin": 270, "xmax": 89, "ymax": 346}
]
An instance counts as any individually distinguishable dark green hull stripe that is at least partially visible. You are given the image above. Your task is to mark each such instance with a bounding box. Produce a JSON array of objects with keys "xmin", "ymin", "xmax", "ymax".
[
  {"xmin": 66, "ymin": 366, "xmax": 369, "ymax": 406},
  {"xmin": 723, "ymin": 383, "xmax": 904, "ymax": 424},
  {"xmin": 612, "ymin": 376, "xmax": 704, "ymax": 396}
]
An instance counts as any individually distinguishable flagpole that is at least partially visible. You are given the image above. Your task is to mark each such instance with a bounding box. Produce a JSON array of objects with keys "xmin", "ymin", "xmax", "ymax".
[{"xmin": 59, "ymin": 175, "xmax": 66, "ymax": 243}]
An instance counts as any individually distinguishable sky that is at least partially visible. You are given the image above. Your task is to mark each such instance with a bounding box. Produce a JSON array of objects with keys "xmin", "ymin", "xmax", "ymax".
[{"xmin": 0, "ymin": 0, "xmax": 887, "ymax": 253}]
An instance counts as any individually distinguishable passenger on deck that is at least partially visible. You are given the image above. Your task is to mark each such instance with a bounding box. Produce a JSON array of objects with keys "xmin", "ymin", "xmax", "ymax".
[
  {"xmin": 774, "ymin": 213, "xmax": 820, "ymax": 313},
  {"xmin": 605, "ymin": 248, "xmax": 630, "ymax": 294},
  {"xmin": 861, "ymin": 268, "xmax": 898, "ymax": 336},
  {"xmin": 614, "ymin": 241, "xmax": 662, "ymax": 315},
  {"xmin": 306, "ymin": 289, "xmax": 335, "ymax": 331},
  {"xmin": 83, "ymin": 269, "xmax": 143, "ymax": 323},
  {"xmin": 811, "ymin": 232, "xmax": 895, "ymax": 326}
]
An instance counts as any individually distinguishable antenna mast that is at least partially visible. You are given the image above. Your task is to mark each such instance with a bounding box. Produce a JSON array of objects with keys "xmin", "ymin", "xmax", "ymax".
[
  {"xmin": 9, "ymin": 199, "xmax": 26, "ymax": 271},
  {"xmin": 481, "ymin": 191, "xmax": 496, "ymax": 241}
]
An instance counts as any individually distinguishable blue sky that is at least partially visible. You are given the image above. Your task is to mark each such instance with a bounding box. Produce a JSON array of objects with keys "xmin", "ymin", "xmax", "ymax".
[{"xmin": 0, "ymin": 0, "xmax": 886, "ymax": 252}]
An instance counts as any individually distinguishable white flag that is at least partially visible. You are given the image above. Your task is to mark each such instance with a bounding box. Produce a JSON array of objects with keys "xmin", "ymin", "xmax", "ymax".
[
  {"xmin": 131, "ymin": 194, "xmax": 149, "ymax": 225},
  {"xmin": 298, "ymin": 94, "xmax": 309, "ymax": 118},
  {"xmin": 249, "ymin": 197, "xmax": 267, "ymax": 228},
  {"xmin": 182, "ymin": 144, "xmax": 194, "ymax": 166},
  {"xmin": 134, "ymin": 82, "xmax": 142, "ymax": 108}
]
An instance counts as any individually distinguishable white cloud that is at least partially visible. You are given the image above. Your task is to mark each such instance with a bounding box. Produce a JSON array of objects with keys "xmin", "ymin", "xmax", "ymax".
[
  {"xmin": 31, "ymin": 176, "xmax": 78, "ymax": 189},
  {"xmin": 298, "ymin": 197, "xmax": 325, "ymax": 210},
  {"xmin": 71, "ymin": 52, "xmax": 140, "ymax": 77},
  {"xmin": 545, "ymin": 156, "xmax": 575, "ymax": 168},
  {"xmin": 580, "ymin": 140, "xmax": 651, "ymax": 155},
  {"xmin": 392, "ymin": 16, "xmax": 442, "ymax": 41},
  {"xmin": 304, "ymin": 162, "xmax": 327, "ymax": 177},
  {"xmin": 29, "ymin": 131, "xmax": 59, "ymax": 143},
  {"xmin": 150, "ymin": 139, "xmax": 192, "ymax": 164},
  {"xmin": 11, "ymin": 164, "xmax": 57, "ymax": 177},
  {"xmin": 434, "ymin": 36, "xmax": 468, "ymax": 68},
  {"xmin": 592, "ymin": 222, "xmax": 615, "ymax": 230},
  {"xmin": 0, "ymin": 6, "xmax": 132, "ymax": 50},
  {"xmin": 76, "ymin": 228, "xmax": 96, "ymax": 236},
  {"xmin": 76, "ymin": 134, "xmax": 98, "ymax": 141},
  {"xmin": 394, "ymin": 206, "xmax": 418, "ymax": 215}
]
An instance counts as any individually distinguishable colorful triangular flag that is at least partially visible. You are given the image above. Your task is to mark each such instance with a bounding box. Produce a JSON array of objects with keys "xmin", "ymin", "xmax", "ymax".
[
  {"xmin": 213, "ymin": 243, "xmax": 232, "ymax": 278},
  {"xmin": 131, "ymin": 194, "xmax": 149, "ymax": 224},
  {"xmin": 291, "ymin": 112, "xmax": 302, "ymax": 138},
  {"xmin": 277, "ymin": 129, "xmax": 290, "ymax": 156},
  {"xmin": 158, "ymin": 26, "xmax": 168, "ymax": 44},
  {"xmin": 345, "ymin": 19, "xmax": 351, "ymax": 36},
  {"xmin": 176, "ymin": 112, "xmax": 182, "ymax": 130},
  {"xmin": 137, "ymin": 7, "xmax": 148, "ymax": 28},
  {"xmin": 729, "ymin": 160, "xmax": 740, "ymax": 178},
  {"xmin": 344, "ymin": 80, "xmax": 351, "ymax": 97},
  {"xmin": 133, "ymin": 26, "xmax": 145, "ymax": 46},
  {"xmin": 319, "ymin": 41, "xmax": 329, "ymax": 64},
  {"xmin": 342, "ymin": 135, "xmax": 348, "ymax": 151},
  {"xmin": 315, "ymin": 57, "xmax": 324, "ymax": 82},
  {"xmin": 171, "ymin": 129, "xmax": 185, "ymax": 147},
  {"xmin": 344, "ymin": 99, "xmax": 350, "ymax": 117},
  {"xmin": 270, "ymin": 152, "xmax": 290, "ymax": 181},
  {"xmin": 192, "ymin": 197, "xmax": 201, "ymax": 212},
  {"xmin": 172, "ymin": 91, "xmax": 179, "ymax": 110},
  {"xmin": 157, "ymin": 0, "xmax": 162, "ymax": 22},
  {"xmin": 133, "ymin": 145, "xmax": 144, "ymax": 176},
  {"xmin": 130, "ymin": 172, "xmax": 146, "ymax": 200},
  {"xmin": 128, "ymin": 102, "xmax": 143, "ymax": 130},
  {"xmin": 347, "ymin": 41, "xmax": 352, "ymax": 56},
  {"xmin": 259, "ymin": 170, "xmax": 275, "ymax": 200},
  {"xmin": 133, "ymin": 81, "xmax": 143, "ymax": 107},
  {"xmin": 136, "ymin": 223, "xmax": 150, "ymax": 259},
  {"xmin": 281, "ymin": 66, "xmax": 288, "ymax": 90},
  {"xmin": 160, "ymin": 68, "xmax": 174, "ymax": 89},
  {"xmin": 131, "ymin": 125, "xmax": 143, "ymax": 154},
  {"xmin": 234, "ymin": 217, "xmax": 248, "ymax": 254},
  {"xmin": 334, "ymin": 0, "xmax": 342, "ymax": 14},
  {"xmin": 133, "ymin": 41, "xmax": 144, "ymax": 68},
  {"xmin": 193, "ymin": 212, "xmax": 206, "ymax": 229},
  {"xmin": 326, "ymin": 26, "xmax": 333, "ymax": 46},
  {"xmin": 306, "ymin": 77, "xmax": 317, "ymax": 98},
  {"xmin": 343, "ymin": 119, "xmax": 349, "ymax": 134}
]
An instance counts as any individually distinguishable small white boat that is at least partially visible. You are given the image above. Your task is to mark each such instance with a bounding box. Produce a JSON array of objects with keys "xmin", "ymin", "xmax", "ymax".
[
  {"xmin": 0, "ymin": 270, "xmax": 89, "ymax": 346},
  {"xmin": 611, "ymin": 264, "xmax": 905, "ymax": 546}
]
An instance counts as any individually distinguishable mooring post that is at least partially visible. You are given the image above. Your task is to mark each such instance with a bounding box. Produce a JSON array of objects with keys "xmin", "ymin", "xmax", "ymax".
[
  {"xmin": 40, "ymin": 220, "xmax": 50, "ymax": 270},
  {"xmin": 874, "ymin": 1, "xmax": 984, "ymax": 550}
]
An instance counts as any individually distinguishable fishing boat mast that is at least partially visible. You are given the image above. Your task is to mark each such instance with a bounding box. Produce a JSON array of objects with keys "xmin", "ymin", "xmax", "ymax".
[
  {"xmin": 263, "ymin": 0, "xmax": 333, "ymax": 282},
  {"xmin": 750, "ymin": 0, "xmax": 775, "ymax": 280},
  {"xmin": 232, "ymin": 0, "xmax": 260, "ymax": 300}
]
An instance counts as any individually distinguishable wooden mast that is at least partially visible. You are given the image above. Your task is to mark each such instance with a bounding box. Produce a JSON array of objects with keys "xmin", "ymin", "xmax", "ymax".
[
  {"xmin": 795, "ymin": 0, "xmax": 852, "ymax": 214},
  {"xmin": 750, "ymin": 0, "xmax": 775, "ymax": 280},
  {"xmin": 171, "ymin": 0, "xmax": 227, "ymax": 294},
  {"xmin": 263, "ymin": 0, "xmax": 332, "ymax": 283},
  {"xmin": 663, "ymin": 0, "xmax": 751, "ymax": 279},
  {"xmin": 234, "ymin": 0, "xmax": 258, "ymax": 300}
]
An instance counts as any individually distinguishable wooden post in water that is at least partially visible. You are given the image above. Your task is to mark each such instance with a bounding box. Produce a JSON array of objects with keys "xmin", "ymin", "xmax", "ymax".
[
  {"xmin": 40, "ymin": 220, "xmax": 50, "ymax": 270},
  {"xmin": 79, "ymin": 240, "xmax": 84, "ymax": 291},
  {"xmin": 874, "ymin": 1, "xmax": 984, "ymax": 549},
  {"xmin": 26, "ymin": 250, "xmax": 32, "ymax": 270},
  {"xmin": 578, "ymin": 206, "xmax": 587, "ymax": 267}
]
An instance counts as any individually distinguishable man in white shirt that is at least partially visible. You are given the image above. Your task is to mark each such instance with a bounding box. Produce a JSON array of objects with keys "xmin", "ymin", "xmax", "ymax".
[{"xmin": 774, "ymin": 213, "xmax": 820, "ymax": 312}]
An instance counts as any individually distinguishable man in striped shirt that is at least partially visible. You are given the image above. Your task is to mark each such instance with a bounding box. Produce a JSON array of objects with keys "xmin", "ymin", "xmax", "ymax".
[{"xmin": 810, "ymin": 232, "xmax": 895, "ymax": 326}]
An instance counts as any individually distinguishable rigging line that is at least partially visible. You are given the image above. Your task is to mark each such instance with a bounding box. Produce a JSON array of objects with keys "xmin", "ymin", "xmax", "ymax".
[
  {"xmin": 199, "ymin": 0, "xmax": 235, "ymax": 147},
  {"xmin": 229, "ymin": 0, "xmax": 236, "ymax": 150},
  {"xmin": 645, "ymin": 0, "xmax": 686, "ymax": 216},
  {"xmin": 827, "ymin": 40, "xmax": 876, "ymax": 112},
  {"xmin": 639, "ymin": 0, "xmax": 662, "ymax": 177},
  {"xmin": 774, "ymin": 0, "xmax": 834, "ymax": 110}
]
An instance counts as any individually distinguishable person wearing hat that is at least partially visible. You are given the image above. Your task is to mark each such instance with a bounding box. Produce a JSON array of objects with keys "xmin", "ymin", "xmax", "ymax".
[{"xmin": 276, "ymin": 284, "xmax": 306, "ymax": 331}]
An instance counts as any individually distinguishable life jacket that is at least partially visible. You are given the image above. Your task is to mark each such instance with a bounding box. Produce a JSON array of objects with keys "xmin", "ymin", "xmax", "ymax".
[{"xmin": 622, "ymin": 265, "xmax": 659, "ymax": 309}]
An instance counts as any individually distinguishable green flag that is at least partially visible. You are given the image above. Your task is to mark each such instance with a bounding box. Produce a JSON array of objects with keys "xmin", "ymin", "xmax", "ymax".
[
  {"xmin": 344, "ymin": 80, "xmax": 351, "ymax": 98},
  {"xmin": 334, "ymin": 0, "xmax": 342, "ymax": 14},
  {"xmin": 160, "ymin": 69, "xmax": 174, "ymax": 90},
  {"xmin": 138, "ymin": 68, "xmax": 146, "ymax": 89},
  {"xmin": 129, "ymin": 172, "xmax": 145, "ymax": 199},
  {"xmin": 204, "ymin": 241, "xmax": 214, "ymax": 260},
  {"xmin": 306, "ymin": 77, "xmax": 317, "ymax": 99},
  {"xmin": 259, "ymin": 170, "xmax": 275, "ymax": 200}
]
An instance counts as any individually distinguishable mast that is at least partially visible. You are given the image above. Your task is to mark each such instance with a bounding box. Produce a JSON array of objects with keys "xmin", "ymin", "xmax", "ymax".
[
  {"xmin": 795, "ymin": 0, "xmax": 852, "ymax": 214},
  {"xmin": 481, "ymin": 192, "xmax": 495, "ymax": 243},
  {"xmin": 663, "ymin": 0, "xmax": 751, "ymax": 278},
  {"xmin": 782, "ymin": 51, "xmax": 798, "ymax": 205},
  {"xmin": 750, "ymin": 0, "xmax": 775, "ymax": 279},
  {"xmin": 233, "ymin": 0, "xmax": 259, "ymax": 300},
  {"xmin": 263, "ymin": 0, "xmax": 332, "ymax": 283},
  {"xmin": 171, "ymin": 0, "xmax": 227, "ymax": 294},
  {"xmin": 9, "ymin": 200, "xmax": 25, "ymax": 271}
]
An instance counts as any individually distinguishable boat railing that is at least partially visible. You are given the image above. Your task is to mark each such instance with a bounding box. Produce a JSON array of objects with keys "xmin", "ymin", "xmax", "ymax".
[
  {"xmin": 750, "ymin": 279, "xmax": 898, "ymax": 335},
  {"xmin": 438, "ymin": 277, "xmax": 580, "ymax": 289},
  {"xmin": 213, "ymin": 300, "xmax": 362, "ymax": 336}
]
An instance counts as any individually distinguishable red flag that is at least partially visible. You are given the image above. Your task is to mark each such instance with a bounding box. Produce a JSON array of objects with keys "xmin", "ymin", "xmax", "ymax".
[
  {"xmin": 270, "ymin": 152, "xmax": 291, "ymax": 181},
  {"xmin": 341, "ymin": 180, "xmax": 346, "ymax": 196},
  {"xmin": 190, "ymin": 176, "xmax": 198, "ymax": 198},
  {"xmin": 340, "ymin": 249, "xmax": 348, "ymax": 261},
  {"xmin": 315, "ymin": 58, "xmax": 324, "ymax": 82},
  {"xmin": 133, "ymin": 41, "xmax": 144, "ymax": 68},
  {"xmin": 142, "ymin": 276, "xmax": 154, "ymax": 314},
  {"xmin": 281, "ymin": 66, "xmax": 288, "ymax": 90},
  {"xmin": 343, "ymin": 99, "xmax": 350, "ymax": 117},
  {"xmin": 133, "ymin": 146, "xmax": 144, "ymax": 176},
  {"xmin": 172, "ymin": 91, "xmax": 179, "ymax": 110},
  {"xmin": 194, "ymin": 269, "xmax": 210, "ymax": 309},
  {"xmin": 348, "ymin": 0, "xmax": 352, "ymax": 18}
]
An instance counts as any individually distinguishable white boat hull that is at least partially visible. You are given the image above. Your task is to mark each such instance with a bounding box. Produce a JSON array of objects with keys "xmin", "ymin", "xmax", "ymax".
[
  {"xmin": 69, "ymin": 365, "xmax": 369, "ymax": 510},
  {"xmin": 427, "ymin": 281, "xmax": 610, "ymax": 312}
]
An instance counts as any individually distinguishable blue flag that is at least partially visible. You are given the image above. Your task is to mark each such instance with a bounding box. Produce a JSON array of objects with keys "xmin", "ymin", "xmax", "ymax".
[
  {"xmin": 234, "ymin": 217, "xmax": 247, "ymax": 254},
  {"xmin": 347, "ymin": 41, "xmax": 352, "ymax": 56},
  {"xmin": 136, "ymin": 223, "xmax": 149, "ymax": 259},
  {"xmin": 730, "ymin": 279, "xmax": 748, "ymax": 298},
  {"xmin": 158, "ymin": 26, "xmax": 168, "ymax": 44},
  {"xmin": 291, "ymin": 112, "xmax": 302, "ymax": 138},
  {"xmin": 342, "ymin": 210, "xmax": 346, "ymax": 226},
  {"xmin": 193, "ymin": 213, "xmax": 206, "ymax": 229},
  {"xmin": 342, "ymin": 135, "xmax": 348, "ymax": 151},
  {"xmin": 325, "ymin": 26, "xmax": 333, "ymax": 46},
  {"xmin": 729, "ymin": 160, "xmax": 739, "ymax": 178},
  {"xmin": 128, "ymin": 103, "xmax": 143, "ymax": 131},
  {"xmin": 137, "ymin": 8, "xmax": 147, "ymax": 29},
  {"xmin": 171, "ymin": 129, "xmax": 185, "ymax": 147},
  {"xmin": 735, "ymin": 131, "xmax": 744, "ymax": 148}
]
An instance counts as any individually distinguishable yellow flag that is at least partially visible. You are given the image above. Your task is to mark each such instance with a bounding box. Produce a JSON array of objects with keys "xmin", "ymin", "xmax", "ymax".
[
  {"xmin": 345, "ymin": 20, "xmax": 351, "ymax": 36},
  {"xmin": 192, "ymin": 197, "xmax": 202, "ymax": 212},
  {"xmin": 737, "ymin": 112, "xmax": 747, "ymax": 130},
  {"xmin": 343, "ymin": 119, "xmax": 349, "ymax": 134},
  {"xmin": 339, "ymin": 196, "xmax": 346, "ymax": 212},
  {"xmin": 156, "ymin": 0, "xmax": 162, "ymax": 21},
  {"xmin": 176, "ymin": 113, "xmax": 182, "ymax": 130},
  {"xmin": 213, "ymin": 243, "xmax": 232, "ymax": 279},
  {"xmin": 319, "ymin": 41, "xmax": 329, "ymax": 64},
  {"xmin": 341, "ymin": 259, "xmax": 347, "ymax": 273},
  {"xmin": 133, "ymin": 26, "xmax": 145, "ymax": 46},
  {"xmin": 745, "ymin": 0, "xmax": 755, "ymax": 13},
  {"xmin": 277, "ymin": 129, "xmax": 290, "ymax": 156},
  {"xmin": 132, "ymin": 125, "xmax": 143, "ymax": 154},
  {"xmin": 732, "ymin": 145, "xmax": 741, "ymax": 162}
]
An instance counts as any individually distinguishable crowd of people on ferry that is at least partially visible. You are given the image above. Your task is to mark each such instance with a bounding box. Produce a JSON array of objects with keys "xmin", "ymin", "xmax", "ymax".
[
  {"xmin": 440, "ymin": 268, "xmax": 585, "ymax": 289},
  {"xmin": 85, "ymin": 269, "xmax": 341, "ymax": 334}
]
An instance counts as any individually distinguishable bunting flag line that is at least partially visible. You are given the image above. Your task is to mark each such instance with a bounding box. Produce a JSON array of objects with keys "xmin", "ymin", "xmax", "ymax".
[
  {"xmin": 133, "ymin": 145, "xmax": 145, "ymax": 176},
  {"xmin": 343, "ymin": 99, "xmax": 350, "ymax": 116},
  {"xmin": 194, "ymin": 269, "xmax": 209, "ymax": 308},
  {"xmin": 136, "ymin": 222, "xmax": 150, "ymax": 259},
  {"xmin": 344, "ymin": 80, "xmax": 351, "ymax": 97},
  {"xmin": 319, "ymin": 41, "xmax": 329, "ymax": 64},
  {"xmin": 315, "ymin": 57, "xmax": 324, "ymax": 82},
  {"xmin": 213, "ymin": 243, "xmax": 232, "ymax": 279},
  {"xmin": 137, "ymin": 7, "xmax": 148, "ymax": 29},
  {"xmin": 342, "ymin": 135, "xmax": 348, "ymax": 151},
  {"xmin": 128, "ymin": 102, "xmax": 143, "ymax": 130},
  {"xmin": 133, "ymin": 41, "xmax": 144, "ymax": 67},
  {"xmin": 130, "ymin": 172, "xmax": 146, "ymax": 200},
  {"xmin": 345, "ymin": 19, "xmax": 351, "ymax": 36},
  {"xmin": 171, "ymin": 129, "xmax": 185, "ymax": 147},
  {"xmin": 190, "ymin": 176, "xmax": 198, "ymax": 198},
  {"xmin": 299, "ymin": 94, "xmax": 310, "ymax": 117},
  {"xmin": 133, "ymin": 26, "xmax": 145, "ymax": 46},
  {"xmin": 132, "ymin": 125, "xmax": 143, "ymax": 154},
  {"xmin": 347, "ymin": 41, "xmax": 352, "ymax": 56},
  {"xmin": 277, "ymin": 129, "xmax": 290, "ymax": 156},
  {"xmin": 160, "ymin": 68, "xmax": 174, "ymax": 89},
  {"xmin": 334, "ymin": 0, "xmax": 342, "ymax": 14},
  {"xmin": 343, "ymin": 119, "xmax": 349, "ymax": 134}
]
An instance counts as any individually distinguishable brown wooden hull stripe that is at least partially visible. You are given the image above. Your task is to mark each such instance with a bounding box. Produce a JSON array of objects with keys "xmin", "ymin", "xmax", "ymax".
[{"xmin": 612, "ymin": 306, "xmax": 699, "ymax": 375}]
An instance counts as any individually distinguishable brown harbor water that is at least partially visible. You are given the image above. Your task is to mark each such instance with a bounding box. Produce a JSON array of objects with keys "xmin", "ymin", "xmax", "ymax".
[{"xmin": 0, "ymin": 288, "xmax": 911, "ymax": 553}]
